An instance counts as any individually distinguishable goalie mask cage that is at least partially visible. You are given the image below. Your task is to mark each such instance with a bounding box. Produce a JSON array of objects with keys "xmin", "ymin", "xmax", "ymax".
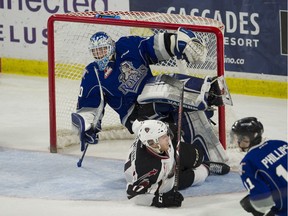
[{"xmin": 47, "ymin": 11, "xmax": 226, "ymax": 153}]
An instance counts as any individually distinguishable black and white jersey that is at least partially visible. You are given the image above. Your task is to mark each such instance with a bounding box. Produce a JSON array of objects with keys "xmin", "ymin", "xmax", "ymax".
[{"xmin": 124, "ymin": 138, "xmax": 175, "ymax": 206}]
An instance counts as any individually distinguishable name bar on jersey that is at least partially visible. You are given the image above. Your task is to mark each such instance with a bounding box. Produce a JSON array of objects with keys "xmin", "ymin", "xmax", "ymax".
[{"xmin": 261, "ymin": 144, "xmax": 288, "ymax": 169}]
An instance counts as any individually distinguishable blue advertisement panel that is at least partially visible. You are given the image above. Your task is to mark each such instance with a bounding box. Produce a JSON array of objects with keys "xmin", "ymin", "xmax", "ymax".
[
  {"xmin": 130, "ymin": 0, "xmax": 287, "ymax": 76},
  {"xmin": 0, "ymin": 0, "xmax": 129, "ymax": 61}
]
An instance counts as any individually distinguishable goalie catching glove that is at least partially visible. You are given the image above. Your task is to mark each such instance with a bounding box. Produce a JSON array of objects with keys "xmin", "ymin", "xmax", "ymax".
[
  {"xmin": 152, "ymin": 189, "xmax": 184, "ymax": 208},
  {"xmin": 71, "ymin": 112, "xmax": 99, "ymax": 151},
  {"xmin": 174, "ymin": 27, "xmax": 207, "ymax": 64}
]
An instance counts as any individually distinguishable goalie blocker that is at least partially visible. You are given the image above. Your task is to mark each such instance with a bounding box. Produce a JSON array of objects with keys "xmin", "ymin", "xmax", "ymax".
[{"xmin": 136, "ymin": 74, "xmax": 232, "ymax": 162}]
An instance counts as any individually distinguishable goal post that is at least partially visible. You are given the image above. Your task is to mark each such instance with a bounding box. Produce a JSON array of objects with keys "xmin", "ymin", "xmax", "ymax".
[{"xmin": 47, "ymin": 11, "xmax": 226, "ymax": 153}]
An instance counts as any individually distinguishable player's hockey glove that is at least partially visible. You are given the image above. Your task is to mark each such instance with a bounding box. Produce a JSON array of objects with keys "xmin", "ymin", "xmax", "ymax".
[
  {"xmin": 127, "ymin": 179, "xmax": 150, "ymax": 199},
  {"xmin": 152, "ymin": 189, "xmax": 184, "ymax": 208},
  {"xmin": 264, "ymin": 210, "xmax": 275, "ymax": 216},
  {"xmin": 240, "ymin": 195, "xmax": 265, "ymax": 216},
  {"xmin": 71, "ymin": 112, "xmax": 99, "ymax": 151},
  {"xmin": 174, "ymin": 27, "xmax": 207, "ymax": 64}
]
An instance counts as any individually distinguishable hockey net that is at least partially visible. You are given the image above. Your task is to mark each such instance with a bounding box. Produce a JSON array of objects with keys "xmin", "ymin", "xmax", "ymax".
[{"xmin": 48, "ymin": 11, "xmax": 230, "ymax": 153}]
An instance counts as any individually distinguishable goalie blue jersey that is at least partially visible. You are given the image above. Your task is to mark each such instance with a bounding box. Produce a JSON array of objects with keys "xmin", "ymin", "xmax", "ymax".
[
  {"xmin": 77, "ymin": 36, "xmax": 159, "ymax": 124},
  {"xmin": 240, "ymin": 140, "xmax": 287, "ymax": 215}
]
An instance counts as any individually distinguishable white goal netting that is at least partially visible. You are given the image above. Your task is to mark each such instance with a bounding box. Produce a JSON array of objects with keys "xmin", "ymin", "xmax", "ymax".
[{"xmin": 48, "ymin": 11, "xmax": 231, "ymax": 152}]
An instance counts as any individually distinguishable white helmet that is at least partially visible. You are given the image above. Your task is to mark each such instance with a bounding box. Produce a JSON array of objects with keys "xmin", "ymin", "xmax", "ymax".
[
  {"xmin": 138, "ymin": 120, "xmax": 169, "ymax": 153},
  {"xmin": 89, "ymin": 32, "xmax": 115, "ymax": 71}
]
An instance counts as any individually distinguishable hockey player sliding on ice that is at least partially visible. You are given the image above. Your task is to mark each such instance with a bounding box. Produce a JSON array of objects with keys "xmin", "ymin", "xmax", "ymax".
[
  {"xmin": 71, "ymin": 27, "xmax": 231, "ymax": 162},
  {"xmin": 124, "ymin": 120, "xmax": 230, "ymax": 207},
  {"xmin": 231, "ymin": 117, "xmax": 287, "ymax": 216}
]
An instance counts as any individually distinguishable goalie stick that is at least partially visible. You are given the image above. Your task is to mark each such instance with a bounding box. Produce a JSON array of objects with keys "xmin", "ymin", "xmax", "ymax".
[
  {"xmin": 160, "ymin": 72, "xmax": 184, "ymax": 192},
  {"xmin": 77, "ymin": 66, "xmax": 105, "ymax": 167}
]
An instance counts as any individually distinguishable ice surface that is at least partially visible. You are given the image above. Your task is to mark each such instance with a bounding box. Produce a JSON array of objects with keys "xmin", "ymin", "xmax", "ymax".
[
  {"xmin": 0, "ymin": 148, "xmax": 244, "ymax": 200},
  {"xmin": 0, "ymin": 74, "xmax": 287, "ymax": 216}
]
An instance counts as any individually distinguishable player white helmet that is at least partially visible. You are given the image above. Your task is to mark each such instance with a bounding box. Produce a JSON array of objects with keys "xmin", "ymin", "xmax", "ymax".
[
  {"xmin": 138, "ymin": 120, "xmax": 169, "ymax": 154},
  {"xmin": 89, "ymin": 32, "xmax": 115, "ymax": 71}
]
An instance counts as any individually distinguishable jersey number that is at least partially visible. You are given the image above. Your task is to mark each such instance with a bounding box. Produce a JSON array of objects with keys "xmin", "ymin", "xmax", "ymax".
[
  {"xmin": 244, "ymin": 178, "xmax": 255, "ymax": 191},
  {"xmin": 276, "ymin": 164, "xmax": 288, "ymax": 181},
  {"xmin": 244, "ymin": 164, "xmax": 288, "ymax": 191}
]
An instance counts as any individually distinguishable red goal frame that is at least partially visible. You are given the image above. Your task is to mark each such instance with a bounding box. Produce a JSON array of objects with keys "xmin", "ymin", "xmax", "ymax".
[{"xmin": 47, "ymin": 12, "xmax": 226, "ymax": 153}]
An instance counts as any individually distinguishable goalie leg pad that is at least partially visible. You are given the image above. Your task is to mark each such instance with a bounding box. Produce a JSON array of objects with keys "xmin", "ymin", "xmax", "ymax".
[
  {"xmin": 174, "ymin": 111, "xmax": 210, "ymax": 161},
  {"xmin": 71, "ymin": 113, "xmax": 99, "ymax": 151},
  {"xmin": 189, "ymin": 111, "xmax": 228, "ymax": 162},
  {"xmin": 177, "ymin": 111, "xmax": 228, "ymax": 162},
  {"xmin": 72, "ymin": 113, "xmax": 86, "ymax": 151},
  {"xmin": 137, "ymin": 74, "xmax": 214, "ymax": 111}
]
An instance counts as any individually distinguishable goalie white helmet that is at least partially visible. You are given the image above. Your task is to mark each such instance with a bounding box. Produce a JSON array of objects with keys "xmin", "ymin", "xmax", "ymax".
[
  {"xmin": 138, "ymin": 120, "xmax": 170, "ymax": 153},
  {"xmin": 89, "ymin": 32, "xmax": 115, "ymax": 71}
]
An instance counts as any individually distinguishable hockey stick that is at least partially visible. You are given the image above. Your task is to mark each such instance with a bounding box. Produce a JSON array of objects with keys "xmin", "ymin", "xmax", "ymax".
[
  {"xmin": 91, "ymin": 66, "xmax": 105, "ymax": 130},
  {"xmin": 77, "ymin": 66, "xmax": 105, "ymax": 167},
  {"xmin": 77, "ymin": 143, "xmax": 89, "ymax": 167},
  {"xmin": 160, "ymin": 73, "xmax": 184, "ymax": 192}
]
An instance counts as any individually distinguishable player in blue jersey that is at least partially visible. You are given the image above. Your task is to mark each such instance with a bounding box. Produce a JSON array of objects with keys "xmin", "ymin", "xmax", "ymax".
[
  {"xmin": 231, "ymin": 117, "xmax": 287, "ymax": 216},
  {"xmin": 71, "ymin": 28, "xmax": 229, "ymax": 162}
]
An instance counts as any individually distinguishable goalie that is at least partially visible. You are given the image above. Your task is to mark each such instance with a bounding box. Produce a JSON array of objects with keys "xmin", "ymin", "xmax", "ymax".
[{"xmin": 71, "ymin": 27, "xmax": 231, "ymax": 162}]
